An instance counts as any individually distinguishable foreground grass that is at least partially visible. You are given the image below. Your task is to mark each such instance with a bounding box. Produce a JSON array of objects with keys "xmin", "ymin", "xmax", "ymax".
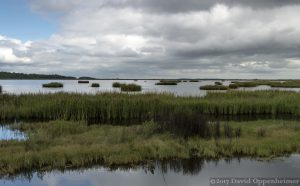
[
  {"xmin": 1, "ymin": 120, "xmax": 300, "ymax": 175},
  {"xmin": 1, "ymin": 91, "xmax": 300, "ymax": 123}
]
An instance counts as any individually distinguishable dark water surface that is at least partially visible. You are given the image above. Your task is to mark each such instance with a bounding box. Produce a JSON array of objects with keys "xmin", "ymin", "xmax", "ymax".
[{"xmin": 1, "ymin": 155, "xmax": 300, "ymax": 186}]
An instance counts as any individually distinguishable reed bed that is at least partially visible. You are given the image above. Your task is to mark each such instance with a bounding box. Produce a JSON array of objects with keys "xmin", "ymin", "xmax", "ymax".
[
  {"xmin": 112, "ymin": 82, "xmax": 124, "ymax": 88},
  {"xmin": 120, "ymin": 83, "xmax": 141, "ymax": 92},
  {"xmin": 155, "ymin": 80, "xmax": 180, "ymax": 85},
  {"xmin": 42, "ymin": 82, "xmax": 63, "ymax": 88},
  {"xmin": 199, "ymin": 85, "xmax": 229, "ymax": 90},
  {"xmin": 1, "ymin": 119, "xmax": 300, "ymax": 175},
  {"xmin": 91, "ymin": 83, "xmax": 100, "ymax": 87},
  {"xmin": 230, "ymin": 80, "xmax": 300, "ymax": 88},
  {"xmin": 1, "ymin": 91, "xmax": 300, "ymax": 124},
  {"xmin": 78, "ymin": 80, "xmax": 89, "ymax": 84}
]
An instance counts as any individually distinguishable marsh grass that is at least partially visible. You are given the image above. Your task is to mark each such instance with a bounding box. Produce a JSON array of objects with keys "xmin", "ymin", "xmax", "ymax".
[
  {"xmin": 155, "ymin": 80, "xmax": 180, "ymax": 85},
  {"xmin": 1, "ymin": 91, "xmax": 300, "ymax": 124},
  {"xmin": 91, "ymin": 83, "xmax": 100, "ymax": 87},
  {"xmin": 1, "ymin": 119, "xmax": 300, "ymax": 176},
  {"xmin": 112, "ymin": 82, "xmax": 124, "ymax": 88},
  {"xmin": 200, "ymin": 85, "xmax": 229, "ymax": 90},
  {"xmin": 120, "ymin": 84, "xmax": 142, "ymax": 92},
  {"xmin": 230, "ymin": 80, "xmax": 300, "ymax": 88},
  {"xmin": 42, "ymin": 82, "xmax": 63, "ymax": 88},
  {"xmin": 78, "ymin": 80, "xmax": 89, "ymax": 84}
]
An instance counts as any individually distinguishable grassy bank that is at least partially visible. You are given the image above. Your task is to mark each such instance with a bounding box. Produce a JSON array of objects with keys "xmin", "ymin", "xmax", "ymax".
[
  {"xmin": 1, "ymin": 120, "xmax": 300, "ymax": 175},
  {"xmin": 1, "ymin": 91, "xmax": 300, "ymax": 123},
  {"xmin": 230, "ymin": 80, "xmax": 300, "ymax": 88}
]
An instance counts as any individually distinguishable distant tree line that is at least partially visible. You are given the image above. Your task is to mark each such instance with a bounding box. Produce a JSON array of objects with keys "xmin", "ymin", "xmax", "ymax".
[{"xmin": 0, "ymin": 72, "xmax": 77, "ymax": 80}]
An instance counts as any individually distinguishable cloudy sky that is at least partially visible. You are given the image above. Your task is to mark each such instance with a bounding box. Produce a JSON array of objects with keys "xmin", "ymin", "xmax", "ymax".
[{"xmin": 1, "ymin": 0, "xmax": 300, "ymax": 78}]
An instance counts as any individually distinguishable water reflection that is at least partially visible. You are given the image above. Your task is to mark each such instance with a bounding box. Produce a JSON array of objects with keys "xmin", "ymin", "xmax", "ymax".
[
  {"xmin": 0, "ymin": 125, "xmax": 26, "ymax": 141},
  {"xmin": 1, "ymin": 155, "xmax": 300, "ymax": 186}
]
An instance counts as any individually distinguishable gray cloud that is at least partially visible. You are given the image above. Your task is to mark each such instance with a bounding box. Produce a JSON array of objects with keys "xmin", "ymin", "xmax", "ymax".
[{"xmin": 1, "ymin": 1, "xmax": 300, "ymax": 78}]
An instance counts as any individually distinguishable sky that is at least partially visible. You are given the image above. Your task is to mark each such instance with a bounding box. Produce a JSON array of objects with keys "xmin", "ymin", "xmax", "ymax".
[{"xmin": 1, "ymin": 0, "xmax": 300, "ymax": 78}]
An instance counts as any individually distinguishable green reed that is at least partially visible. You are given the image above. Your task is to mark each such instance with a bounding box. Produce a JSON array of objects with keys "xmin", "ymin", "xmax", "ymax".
[{"xmin": 1, "ymin": 91, "xmax": 300, "ymax": 123}]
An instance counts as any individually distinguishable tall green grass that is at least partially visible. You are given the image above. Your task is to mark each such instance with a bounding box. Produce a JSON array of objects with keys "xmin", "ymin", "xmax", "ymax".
[{"xmin": 0, "ymin": 91, "xmax": 300, "ymax": 123}]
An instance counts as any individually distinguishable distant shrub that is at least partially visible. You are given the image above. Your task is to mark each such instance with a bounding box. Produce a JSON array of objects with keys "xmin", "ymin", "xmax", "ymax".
[
  {"xmin": 120, "ymin": 84, "xmax": 142, "ymax": 92},
  {"xmin": 78, "ymin": 80, "xmax": 89, "ymax": 84},
  {"xmin": 42, "ymin": 82, "xmax": 63, "ymax": 88},
  {"xmin": 91, "ymin": 83, "xmax": 100, "ymax": 87},
  {"xmin": 0, "ymin": 85, "xmax": 2, "ymax": 93},
  {"xmin": 215, "ymin": 82, "xmax": 222, "ymax": 85}
]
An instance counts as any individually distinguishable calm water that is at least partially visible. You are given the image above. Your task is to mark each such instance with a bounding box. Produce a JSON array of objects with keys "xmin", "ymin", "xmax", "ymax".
[
  {"xmin": 1, "ymin": 80, "xmax": 299, "ymax": 97},
  {"xmin": 1, "ymin": 155, "xmax": 300, "ymax": 186},
  {"xmin": 0, "ymin": 125, "xmax": 26, "ymax": 141}
]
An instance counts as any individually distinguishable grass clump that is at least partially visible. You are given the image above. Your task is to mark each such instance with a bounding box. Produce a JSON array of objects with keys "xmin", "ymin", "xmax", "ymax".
[
  {"xmin": 200, "ymin": 85, "xmax": 229, "ymax": 90},
  {"xmin": 120, "ymin": 84, "xmax": 142, "ymax": 92},
  {"xmin": 91, "ymin": 83, "xmax": 100, "ymax": 87},
  {"xmin": 112, "ymin": 82, "xmax": 124, "ymax": 88},
  {"xmin": 155, "ymin": 80, "xmax": 179, "ymax": 85},
  {"xmin": 42, "ymin": 82, "xmax": 63, "ymax": 88},
  {"xmin": 78, "ymin": 80, "xmax": 89, "ymax": 84}
]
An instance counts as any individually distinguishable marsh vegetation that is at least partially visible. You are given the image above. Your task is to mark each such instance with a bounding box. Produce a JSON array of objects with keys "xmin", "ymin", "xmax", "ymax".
[
  {"xmin": 0, "ymin": 119, "xmax": 299, "ymax": 175},
  {"xmin": 155, "ymin": 80, "xmax": 180, "ymax": 85},
  {"xmin": 91, "ymin": 83, "xmax": 100, "ymax": 87},
  {"xmin": 42, "ymin": 82, "xmax": 63, "ymax": 88}
]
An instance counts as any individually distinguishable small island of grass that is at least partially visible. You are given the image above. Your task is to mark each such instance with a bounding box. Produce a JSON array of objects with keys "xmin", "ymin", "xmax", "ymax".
[
  {"xmin": 120, "ymin": 83, "xmax": 142, "ymax": 92},
  {"xmin": 78, "ymin": 80, "xmax": 90, "ymax": 84},
  {"xmin": 42, "ymin": 82, "xmax": 64, "ymax": 88},
  {"xmin": 91, "ymin": 83, "xmax": 100, "ymax": 87},
  {"xmin": 200, "ymin": 85, "xmax": 229, "ymax": 90},
  {"xmin": 155, "ymin": 80, "xmax": 180, "ymax": 85}
]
